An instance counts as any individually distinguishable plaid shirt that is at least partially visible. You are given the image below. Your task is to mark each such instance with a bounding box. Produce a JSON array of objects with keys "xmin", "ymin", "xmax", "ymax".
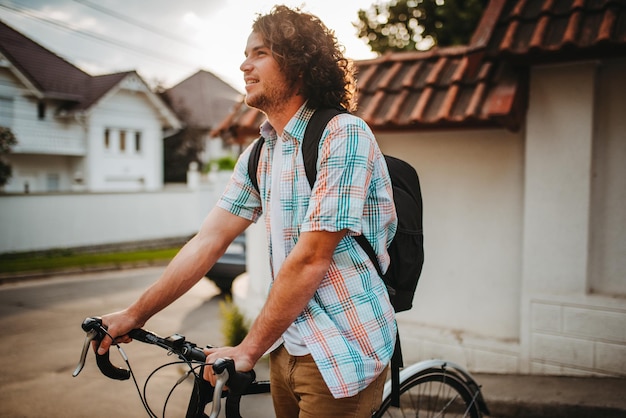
[{"xmin": 217, "ymin": 103, "xmax": 397, "ymax": 398}]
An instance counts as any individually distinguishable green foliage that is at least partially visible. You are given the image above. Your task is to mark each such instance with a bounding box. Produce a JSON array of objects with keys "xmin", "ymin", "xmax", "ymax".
[
  {"xmin": 163, "ymin": 127, "xmax": 205, "ymax": 183},
  {"xmin": 0, "ymin": 163, "xmax": 11, "ymax": 187},
  {"xmin": 219, "ymin": 297, "xmax": 250, "ymax": 347},
  {"xmin": 355, "ymin": 0, "xmax": 488, "ymax": 53},
  {"xmin": 0, "ymin": 126, "xmax": 18, "ymax": 187},
  {"xmin": 204, "ymin": 155, "xmax": 237, "ymax": 173},
  {"xmin": 0, "ymin": 247, "xmax": 180, "ymax": 274}
]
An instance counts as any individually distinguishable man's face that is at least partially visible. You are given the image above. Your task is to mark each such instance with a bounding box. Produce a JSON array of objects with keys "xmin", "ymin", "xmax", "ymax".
[{"xmin": 240, "ymin": 32, "xmax": 295, "ymax": 114}]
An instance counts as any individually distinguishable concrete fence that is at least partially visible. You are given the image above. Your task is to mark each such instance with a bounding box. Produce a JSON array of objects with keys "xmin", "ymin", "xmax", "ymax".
[{"xmin": 0, "ymin": 175, "xmax": 229, "ymax": 254}]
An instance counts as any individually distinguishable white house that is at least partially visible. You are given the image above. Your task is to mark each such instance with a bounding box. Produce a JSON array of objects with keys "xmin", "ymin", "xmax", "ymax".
[
  {"xmin": 0, "ymin": 19, "xmax": 181, "ymax": 194},
  {"xmin": 213, "ymin": 0, "xmax": 626, "ymax": 378}
]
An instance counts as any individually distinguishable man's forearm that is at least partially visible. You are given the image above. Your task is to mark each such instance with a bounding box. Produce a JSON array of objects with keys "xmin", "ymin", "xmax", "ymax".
[
  {"xmin": 126, "ymin": 234, "xmax": 217, "ymax": 324},
  {"xmin": 239, "ymin": 230, "xmax": 346, "ymax": 361}
]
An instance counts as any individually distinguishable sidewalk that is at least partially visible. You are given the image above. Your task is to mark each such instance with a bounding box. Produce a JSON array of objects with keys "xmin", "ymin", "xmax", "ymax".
[{"xmin": 476, "ymin": 373, "xmax": 626, "ymax": 417}]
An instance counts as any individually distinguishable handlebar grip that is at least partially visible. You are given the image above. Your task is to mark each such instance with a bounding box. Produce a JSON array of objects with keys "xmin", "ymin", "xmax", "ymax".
[
  {"xmin": 81, "ymin": 317, "xmax": 132, "ymax": 381},
  {"xmin": 187, "ymin": 346, "xmax": 207, "ymax": 362},
  {"xmin": 128, "ymin": 328, "xmax": 158, "ymax": 344},
  {"xmin": 95, "ymin": 345, "xmax": 131, "ymax": 380}
]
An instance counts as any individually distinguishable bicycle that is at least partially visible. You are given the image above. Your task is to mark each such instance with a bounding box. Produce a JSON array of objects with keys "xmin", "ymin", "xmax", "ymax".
[{"xmin": 73, "ymin": 317, "xmax": 490, "ymax": 418}]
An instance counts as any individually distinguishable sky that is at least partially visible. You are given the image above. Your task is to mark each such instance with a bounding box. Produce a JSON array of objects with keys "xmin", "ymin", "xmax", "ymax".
[{"xmin": 0, "ymin": 0, "xmax": 381, "ymax": 93}]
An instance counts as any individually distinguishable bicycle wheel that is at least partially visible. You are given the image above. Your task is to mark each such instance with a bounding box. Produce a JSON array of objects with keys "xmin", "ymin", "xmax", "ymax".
[{"xmin": 375, "ymin": 367, "xmax": 482, "ymax": 418}]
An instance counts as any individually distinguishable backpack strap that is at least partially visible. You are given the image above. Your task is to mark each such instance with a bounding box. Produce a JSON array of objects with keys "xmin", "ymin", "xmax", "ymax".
[
  {"xmin": 390, "ymin": 332, "xmax": 404, "ymax": 407},
  {"xmin": 247, "ymin": 136, "xmax": 265, "ymax": 193},
  {"xmin": 301, "ymin": 107, "xmax": 347, "ymax": 187}
]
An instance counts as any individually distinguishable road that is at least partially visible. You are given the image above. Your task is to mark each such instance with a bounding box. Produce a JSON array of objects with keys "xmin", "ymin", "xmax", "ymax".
[{"xmin": 0, "ymin": 267, "xmax": 273, "ymax": 418}]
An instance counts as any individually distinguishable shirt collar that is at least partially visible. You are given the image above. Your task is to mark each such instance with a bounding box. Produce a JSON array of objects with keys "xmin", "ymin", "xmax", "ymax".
[{"xmin": 259, "ymin": 102, "xmax": 315, "ymax": 148}]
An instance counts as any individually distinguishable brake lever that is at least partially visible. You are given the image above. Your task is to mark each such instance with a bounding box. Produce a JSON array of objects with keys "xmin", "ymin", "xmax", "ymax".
[
  {"xmin": 208, "ymin": 360, "xmax": 231, "ymax": 418},
  {"xmin": 72, "ymin": 328, "xmax": 99, "ymax": 377},
  {"xmin": 72, "ymin": 317, "xmax": 131, "ymax": 380}
]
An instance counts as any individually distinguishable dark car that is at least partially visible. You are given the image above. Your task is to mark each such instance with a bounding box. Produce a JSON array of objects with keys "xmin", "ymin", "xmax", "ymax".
[{"xmin": 205, "ymin": 233, "xmax": 246, "ymax": 294}]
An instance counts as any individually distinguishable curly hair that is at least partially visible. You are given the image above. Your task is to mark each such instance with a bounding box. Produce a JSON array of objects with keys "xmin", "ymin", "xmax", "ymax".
[{"xmin": 252, "ymin": 5, "xmax": 357, "ymax": 111}]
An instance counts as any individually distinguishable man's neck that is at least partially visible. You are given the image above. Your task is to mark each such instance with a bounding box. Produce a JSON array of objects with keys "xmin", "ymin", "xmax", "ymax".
[{"xmin": 264, "ymin": 96, "xmax": 306, "ymax": 136}]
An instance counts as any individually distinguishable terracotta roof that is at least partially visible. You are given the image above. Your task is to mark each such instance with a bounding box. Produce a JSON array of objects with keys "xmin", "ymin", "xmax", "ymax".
[
  {"xmin": 211, "ymin": 0, "xmax": 626, "ymax": 140},
  {"xmin": 210, "ymin": 100, "xmax": 267, "ymax": 141},
  {"xmin": 485, "ymin": 0, "xmax": 626, "ymax": 62},
  {"xmin": 354, "ymin": 47, "xmax": 526, "ymax": 132}
]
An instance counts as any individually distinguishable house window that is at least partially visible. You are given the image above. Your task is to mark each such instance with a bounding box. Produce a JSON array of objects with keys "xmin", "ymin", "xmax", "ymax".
[
  {"xmin": 119, "ymin": 130, "xmax": 126, "ymax": 152},
  {"xmin": 103, "ymin": 128, "xmax": 139, "ymax": 154},
  {"xmin": 38, "ymin": 101, "xmax": 46, "ymax": 120},
  {"xmin": 46, "ymin": 173, "xmax": 60, "ymax": 192},
  {"xmin": 135, "ymin": 131, "xmax": 142, "ymax": 152},
  {"xmin": 104, "ymin": 129, "xmax": 111, "ymax": 150}
]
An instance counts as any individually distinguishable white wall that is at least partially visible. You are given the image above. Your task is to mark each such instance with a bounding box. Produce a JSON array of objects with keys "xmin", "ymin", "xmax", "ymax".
[
  {"xmin": 521, "ymin": 61, "xmax": 626, "ymax": 377},
  {"xmin": 589, "ymin": 59, "xmax": 626, "ymax": 296},
  {"xmin": 378, "ymin": 129, "xmax": 524, "ymax": 341},
  {"xmin": 0, "ymin": 182, "xmax": 224, "ymax": 254},
  {"xmin": 234, "ymin": 216, "xmax": 272, "ymax": 320}
]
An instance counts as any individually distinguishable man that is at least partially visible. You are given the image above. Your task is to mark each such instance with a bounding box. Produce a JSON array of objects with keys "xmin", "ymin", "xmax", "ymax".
[{"xmin": 97, "ymin": 5, "xmax": 397, "ymax": 417}]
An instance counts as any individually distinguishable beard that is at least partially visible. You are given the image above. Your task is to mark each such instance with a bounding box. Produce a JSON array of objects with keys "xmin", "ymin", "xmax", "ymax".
[{"xmin": 245, "ymin": 79, "xmax": 296, "ymax": 115}]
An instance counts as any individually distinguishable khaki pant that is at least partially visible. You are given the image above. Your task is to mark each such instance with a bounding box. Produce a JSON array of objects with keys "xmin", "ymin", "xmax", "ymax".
[{"xmin": 269, "ymin": 345, "xmax": 386, "ymax": 418}]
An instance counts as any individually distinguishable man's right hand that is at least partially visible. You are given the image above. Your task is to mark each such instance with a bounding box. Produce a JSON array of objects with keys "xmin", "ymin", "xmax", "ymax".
[{"xmin": 96, "ymin": 310, "xmax": 143, "ymax": 355}]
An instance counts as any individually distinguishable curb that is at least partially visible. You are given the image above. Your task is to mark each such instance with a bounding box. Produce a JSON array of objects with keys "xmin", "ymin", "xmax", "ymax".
[{"xmin": 0, "ymin": 260, "xmax": 170, "ymax": 285}]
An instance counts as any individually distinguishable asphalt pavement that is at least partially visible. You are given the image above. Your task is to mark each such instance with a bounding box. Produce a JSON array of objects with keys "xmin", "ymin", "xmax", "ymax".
[{"xmin": 0, "ymin": 266, "xmax": 624, "ymax": 417}]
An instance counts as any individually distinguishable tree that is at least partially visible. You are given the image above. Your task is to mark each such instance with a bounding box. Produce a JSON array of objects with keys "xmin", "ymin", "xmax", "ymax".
[
  {"xmin": 163, "ymin": 127, "xmax": 205, "ymax": 183},
  {"xmin": 158, "ymin": 91, "xmax": 206, "ymax": 183},
  {"xmin": 0, "ymin": 127, "xmax": 18, "ymax": 187},
  {"xmin": 355, "ymin": 0, "xmax": 488, "ymax": 54}
]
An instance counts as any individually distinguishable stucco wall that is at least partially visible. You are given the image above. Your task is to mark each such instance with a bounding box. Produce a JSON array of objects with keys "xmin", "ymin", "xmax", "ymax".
[
  {"xmin": 377, "ymin": 128, "xmax": 524, "ymax": 341},
  {"xmin": 0, "ymin": 182, "xmax": 223, "ymax": 254},
  {"xmin": 589, "ymin": 59, "xmax": 626, "ymax": 297},
  {"xmin": 521, "ymin": 61, "xmax": 626, "ymax": 376}
]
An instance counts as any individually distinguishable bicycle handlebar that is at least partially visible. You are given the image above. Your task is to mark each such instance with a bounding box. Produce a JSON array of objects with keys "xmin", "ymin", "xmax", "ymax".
[{"xmin": 73, "ymin": 317, "xmax": 256, "ymax": 418}]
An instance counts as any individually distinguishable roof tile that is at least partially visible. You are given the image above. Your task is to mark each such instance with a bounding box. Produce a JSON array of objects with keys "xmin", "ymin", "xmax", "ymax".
[{"xmin": 488, "ymin": 0, "xmax": 626, "ymax": 60}]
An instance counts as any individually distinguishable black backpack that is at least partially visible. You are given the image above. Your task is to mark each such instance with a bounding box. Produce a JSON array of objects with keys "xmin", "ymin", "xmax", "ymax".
[{"xmin": 247, "ymin": 107, "xmax": 424, "ymax": 313}]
